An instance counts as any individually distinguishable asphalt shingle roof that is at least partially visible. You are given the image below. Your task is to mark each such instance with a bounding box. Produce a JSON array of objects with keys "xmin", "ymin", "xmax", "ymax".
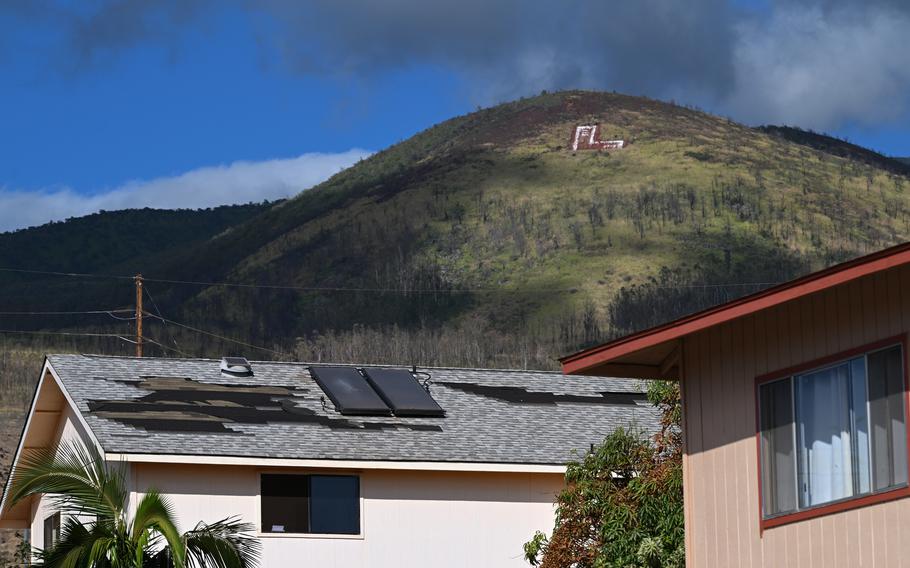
[{"xmin": 47, "ymin": 354, "xmax": 661, "ymax": 466}]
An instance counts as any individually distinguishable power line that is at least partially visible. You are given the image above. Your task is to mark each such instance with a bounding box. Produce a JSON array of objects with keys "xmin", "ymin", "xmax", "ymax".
[
  {"xmin": 0, "ymin": 265, "xmax": 784, "ymax": 294},
  {"xmin": 0, "ymin": 266, "xmax": 578, "ymax": 293},
  {"xmin": 0, "ymin": 329, "xmax": 131, "ymax": 339},
  {"xmin": 0, "ymin": 267, "xmax": 133, "ymax": 280},
  {"xmin": 143, "ymin": 312, "xmax": 292, "ymax": 358},
  {"xmin": 105, "ymin": 311, "xmax": 138, "ymax": 322},
  {"xmin": 0, "ymin": 326, "xmax": 234, "ymax": 359},
  {"xmin": 0, "ymin": 328, "xmax": 189, "ymax": 357},
  {"xmin": 137, "ymin": 276, "xmax": 575, "ymax": 294},
  {"xmin": 143, "ymin": 334, "xmax": 193, "ymax": 358},
  {"xmin": 144, "ymin": 284, "xmax": 180, "ymax": 353},
  {"xmin": 650, "ymin": 282, "xmax": 779, "ymax": 290},
  {"xmin": 0, "ymin": 309, "xmax": 134, "ymax": 316},
  {"xmin": 0, "ymin": 266, "xmax": 557, "ymax": 292}
]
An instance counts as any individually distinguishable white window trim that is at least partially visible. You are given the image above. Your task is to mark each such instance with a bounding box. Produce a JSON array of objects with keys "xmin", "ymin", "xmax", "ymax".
[{"xmin": 256, "ymin": 469, "xmax": 365, "ymax": 540}]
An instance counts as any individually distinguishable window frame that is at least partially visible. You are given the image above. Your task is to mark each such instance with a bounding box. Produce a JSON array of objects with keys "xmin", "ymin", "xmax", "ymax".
[
  {"xmin": 43, "ymin": 512, "xmax": 61, "ymax": 551},
  {"xmin": 754, "ymin": 334, "xmax": 910, "ymax": 531},
  {"xmin": 257, "ymin": 470, "xmax": 364, "ymax": 539}
]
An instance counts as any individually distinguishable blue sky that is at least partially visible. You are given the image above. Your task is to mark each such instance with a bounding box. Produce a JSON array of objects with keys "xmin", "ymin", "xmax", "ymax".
[
  {"xmin": 1, "ymin": 3, "xmax": 466, "ymax": 192},
  {"xmin": 1, "ymin": 0, "xmax": 908, "ymax": 231}
]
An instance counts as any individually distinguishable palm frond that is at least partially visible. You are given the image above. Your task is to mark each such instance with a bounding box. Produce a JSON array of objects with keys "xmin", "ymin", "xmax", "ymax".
[
  {"xmin": 34, "ymin": 516, "xmax": 106, "ymax": 568},
  {"xmin": 131, "ymin": 491, "xmax": 186, "ymax": 568},
  {"xmin": 181, "ymin": 517, "xmax": 261, "ymax": 568},
  {"xmin": 12, "ymin": 441, "xmax": 259, "ymax": 568},
  {"xmin": 8, "ymin": 440, "xmax": 126, "ymax": 521}
]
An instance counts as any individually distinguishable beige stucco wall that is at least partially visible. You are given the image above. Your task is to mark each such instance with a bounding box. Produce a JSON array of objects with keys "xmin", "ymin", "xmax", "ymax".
[
  {"xmin": 19, "ymin": 371, "xmax": 565, "ymax": 567},
  {"xmin": 28, "ymin": 401, "xmax": 100, "ymax": 558},
  {"xmin": 133, "ymin": 462, "xmax": 563, "ymax": 568},
  {"xmin": 681, "ymin": 263, "xmax": 910, "ymax": 567}
]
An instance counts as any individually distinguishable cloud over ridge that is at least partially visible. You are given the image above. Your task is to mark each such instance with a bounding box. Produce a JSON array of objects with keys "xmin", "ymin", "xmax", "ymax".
[{"xmin": 0, "ymin": 149, "xmax": 371, "ymax": 233}]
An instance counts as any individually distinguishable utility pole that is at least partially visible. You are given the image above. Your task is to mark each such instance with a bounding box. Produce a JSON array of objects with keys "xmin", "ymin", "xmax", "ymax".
[{"xmin": 135, "ymin": 274, "xmax": 143, "ymax": 357}]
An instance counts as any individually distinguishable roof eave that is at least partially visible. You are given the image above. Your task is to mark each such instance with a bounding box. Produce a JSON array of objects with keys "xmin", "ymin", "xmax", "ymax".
[
  {"xmin": 0, "ymin": 358, "xmax": 50, "ymax": 522},
  {"xmin": 561, "ymin": 241, "xmax": 910, "ymax": 375},
  {"xmin": 0, "ymin": 359, "xmax": 106, "ymax": 522},
  {"xmin": 105, "ymin": 452, "xmax": 569, "ymax": 474}
]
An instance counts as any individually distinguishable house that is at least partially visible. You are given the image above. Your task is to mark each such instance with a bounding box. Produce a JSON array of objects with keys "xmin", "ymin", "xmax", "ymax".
[
  {"xmin": 561, "ymin": 242, "xmax": 910, "ymax": 567},
  {"xmin": 0, "ymin": 354, "xmax": 658, "ymax": 567}
]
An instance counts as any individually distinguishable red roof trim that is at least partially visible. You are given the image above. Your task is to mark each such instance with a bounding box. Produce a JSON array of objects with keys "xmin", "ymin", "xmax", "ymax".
[{"xmin": 561, "ymin": 242, "xmax": 910, "ymax": 375}]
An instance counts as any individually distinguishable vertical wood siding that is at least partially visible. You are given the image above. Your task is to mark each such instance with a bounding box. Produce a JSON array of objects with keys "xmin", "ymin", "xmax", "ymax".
[{"xmin": 682, "ymin": 264, "xmax": 910, "ymax": 568}]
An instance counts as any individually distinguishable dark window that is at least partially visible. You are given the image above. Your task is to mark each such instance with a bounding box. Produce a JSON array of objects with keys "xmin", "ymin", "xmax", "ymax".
[
  {"xmin": 261, "ymin": 474, "xmax": 360, "ymax": 535},
  {"xmin": 309, "ymin": 475, "xmax": 360, "ymax": 534},
  {"xmin": 758, "ymin": 344, "xmax": 908, "ymax": 520},
  {"xmin": 261, "ymin": 474, "xmax": 309, "ymax": 534},
  {"xmin": 43, "ymin": 512, "xmax": 60, "ymax": 551}
]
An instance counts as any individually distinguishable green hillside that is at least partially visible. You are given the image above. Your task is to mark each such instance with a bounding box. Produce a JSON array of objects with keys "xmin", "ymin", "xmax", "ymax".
[
  {"xmin": 2, "ymin": 91, "xmax": 910, "ymax": 371},
  {"xmin": 154, "ymin": 91, "xmax": 910, "ymax": 359},
  {"xmin": 757, "ymin": 126, "xmax": 910, "ymax": 176},
  {"xmin": 0, "ymin": 204, "xmax": 273, "ymax": 274},
  {"xmin": 0, "ymin": 203, "xmax": 273, "ymax": 352}
]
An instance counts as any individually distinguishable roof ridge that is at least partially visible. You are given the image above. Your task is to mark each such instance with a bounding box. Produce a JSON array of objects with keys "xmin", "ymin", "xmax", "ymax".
[{"xmin": 47, "ymin": 353, "xmax": 579, "ymax": 376}]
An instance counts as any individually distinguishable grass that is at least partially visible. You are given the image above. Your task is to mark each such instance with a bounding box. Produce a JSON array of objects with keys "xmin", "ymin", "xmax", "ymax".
[
  {"xmin": 0, "ymin": 349, "xmax": 43, "ymax": 413},
  {"xmin": 188, "ymin": 90, "xmax": 908, "ymax": 342}
]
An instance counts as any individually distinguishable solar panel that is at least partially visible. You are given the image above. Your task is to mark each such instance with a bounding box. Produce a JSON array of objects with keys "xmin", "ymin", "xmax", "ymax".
[
  {"xmin": 309, "ymin": 366, "xmax": 392, "ymax": 416},
  {"xmin": 361, "ymin": 368, "xmax": 445, "ymax": 417}
]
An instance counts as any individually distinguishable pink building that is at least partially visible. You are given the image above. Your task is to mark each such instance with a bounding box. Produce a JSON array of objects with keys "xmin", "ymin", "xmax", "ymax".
[{"xmin": 563, "ymin": 242, "xmax": 910, "ymax": 567}]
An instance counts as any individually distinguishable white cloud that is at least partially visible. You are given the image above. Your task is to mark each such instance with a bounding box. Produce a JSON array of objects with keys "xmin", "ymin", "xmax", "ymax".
[
  {"xmin": 0, "ymin": 149, "xmax": 372, "ymax": 233},
  {"xmin": 726, "ymin": 4, "xmax": 910, "ymax": 129}
]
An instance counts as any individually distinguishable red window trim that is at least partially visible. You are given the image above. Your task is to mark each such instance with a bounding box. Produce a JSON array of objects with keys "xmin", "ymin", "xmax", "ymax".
[{"xmin": 754, "ymin": 333, "xmax": 910, "ymax": 532}]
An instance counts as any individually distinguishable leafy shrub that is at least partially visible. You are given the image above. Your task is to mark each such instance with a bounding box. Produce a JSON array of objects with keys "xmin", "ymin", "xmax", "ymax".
[{"xmin": 525, "ymin": 381, "xmax": 683, "ymax": 567}]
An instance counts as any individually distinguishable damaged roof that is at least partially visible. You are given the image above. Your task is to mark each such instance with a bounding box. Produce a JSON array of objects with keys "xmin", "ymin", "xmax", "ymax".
[{"xmin": 46, "ymin": 354, "xmax": 660, "ymax": 466}]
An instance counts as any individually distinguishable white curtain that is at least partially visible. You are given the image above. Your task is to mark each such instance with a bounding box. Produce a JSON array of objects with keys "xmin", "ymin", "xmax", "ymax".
[
  {"xmin": 797, "ymin": 364, "xmax": 854, "ymax": 507},
  {"xmin": 850, "ymin": 357, "xmax": 871, "ymax": 495}
]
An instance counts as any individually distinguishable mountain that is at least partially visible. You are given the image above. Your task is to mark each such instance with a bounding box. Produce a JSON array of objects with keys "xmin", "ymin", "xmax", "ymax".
[
  {"xmin": 757, "ymin": 125, "xmax": 910, "ymax": 176},
  {"xmin": 2, "ymin": 91, "xmax": 910, "ymax": 371},
  {"xmin": 157, "ymin": 91, "xmax": 910, "ymax": 354},
  {"xmin": 0, "ymin": 203, "xmax": 274, "ymax": 276},
  {"xmin": 0, "ymin": 203, "xmax": 272, "ymax": 346}
]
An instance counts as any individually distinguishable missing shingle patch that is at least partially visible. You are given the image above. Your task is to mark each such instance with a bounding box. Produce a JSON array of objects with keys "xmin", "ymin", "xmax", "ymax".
[
  {"xmin": 437, "ymin": 382, "xmax": 646, "ymax": 405},
  {"xmin": 89, "ymin": 376, "xmax": 442, "ymax": 434}
]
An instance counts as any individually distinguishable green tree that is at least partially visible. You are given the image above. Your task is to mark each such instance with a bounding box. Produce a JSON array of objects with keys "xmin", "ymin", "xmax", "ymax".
[
  {"xmin": 7, "ymin": 441, "xmax": 260, "ymax": 568},
  {"xmin": 524, "ymin": 381, "xmax": 683, "ymax": 567}
]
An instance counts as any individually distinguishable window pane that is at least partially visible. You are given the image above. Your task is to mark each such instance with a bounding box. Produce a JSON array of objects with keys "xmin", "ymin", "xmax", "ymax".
[
  {"xmin": 261, "ymin": 474, "xmax": 309, "ymax": 533},
  {"xmin": 850, "ymin": 357, "xmax": 871, "ymax": 495},
  {"xmin": 309, "ymin": 475, "xmax": 360, "ymax": 534},
  {"xmin": 760, "ymin": 378, "xmax": 796, "ymax": 516},
  {"xmin": 868, "ymin": 346, "xmax": 907, "ymax": 490},
  {"xmin": 796, "ymin": 363, "xmax": 854, "ymax": 508},
  {"xmin": 43, "ymin": 513, "xmax": 60, "ymax": 550}
]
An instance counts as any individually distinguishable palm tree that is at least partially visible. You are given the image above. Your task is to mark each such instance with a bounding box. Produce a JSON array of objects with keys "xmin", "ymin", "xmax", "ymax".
[{"xmin": 7, "ymin": 441, "xmax": 260, "ymax": 568}]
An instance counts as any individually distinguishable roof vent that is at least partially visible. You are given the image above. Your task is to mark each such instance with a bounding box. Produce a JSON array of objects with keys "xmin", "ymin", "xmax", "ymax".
[{"xmin": 220, "ymin": 357, "xmax": 253, "ymax": 377}]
